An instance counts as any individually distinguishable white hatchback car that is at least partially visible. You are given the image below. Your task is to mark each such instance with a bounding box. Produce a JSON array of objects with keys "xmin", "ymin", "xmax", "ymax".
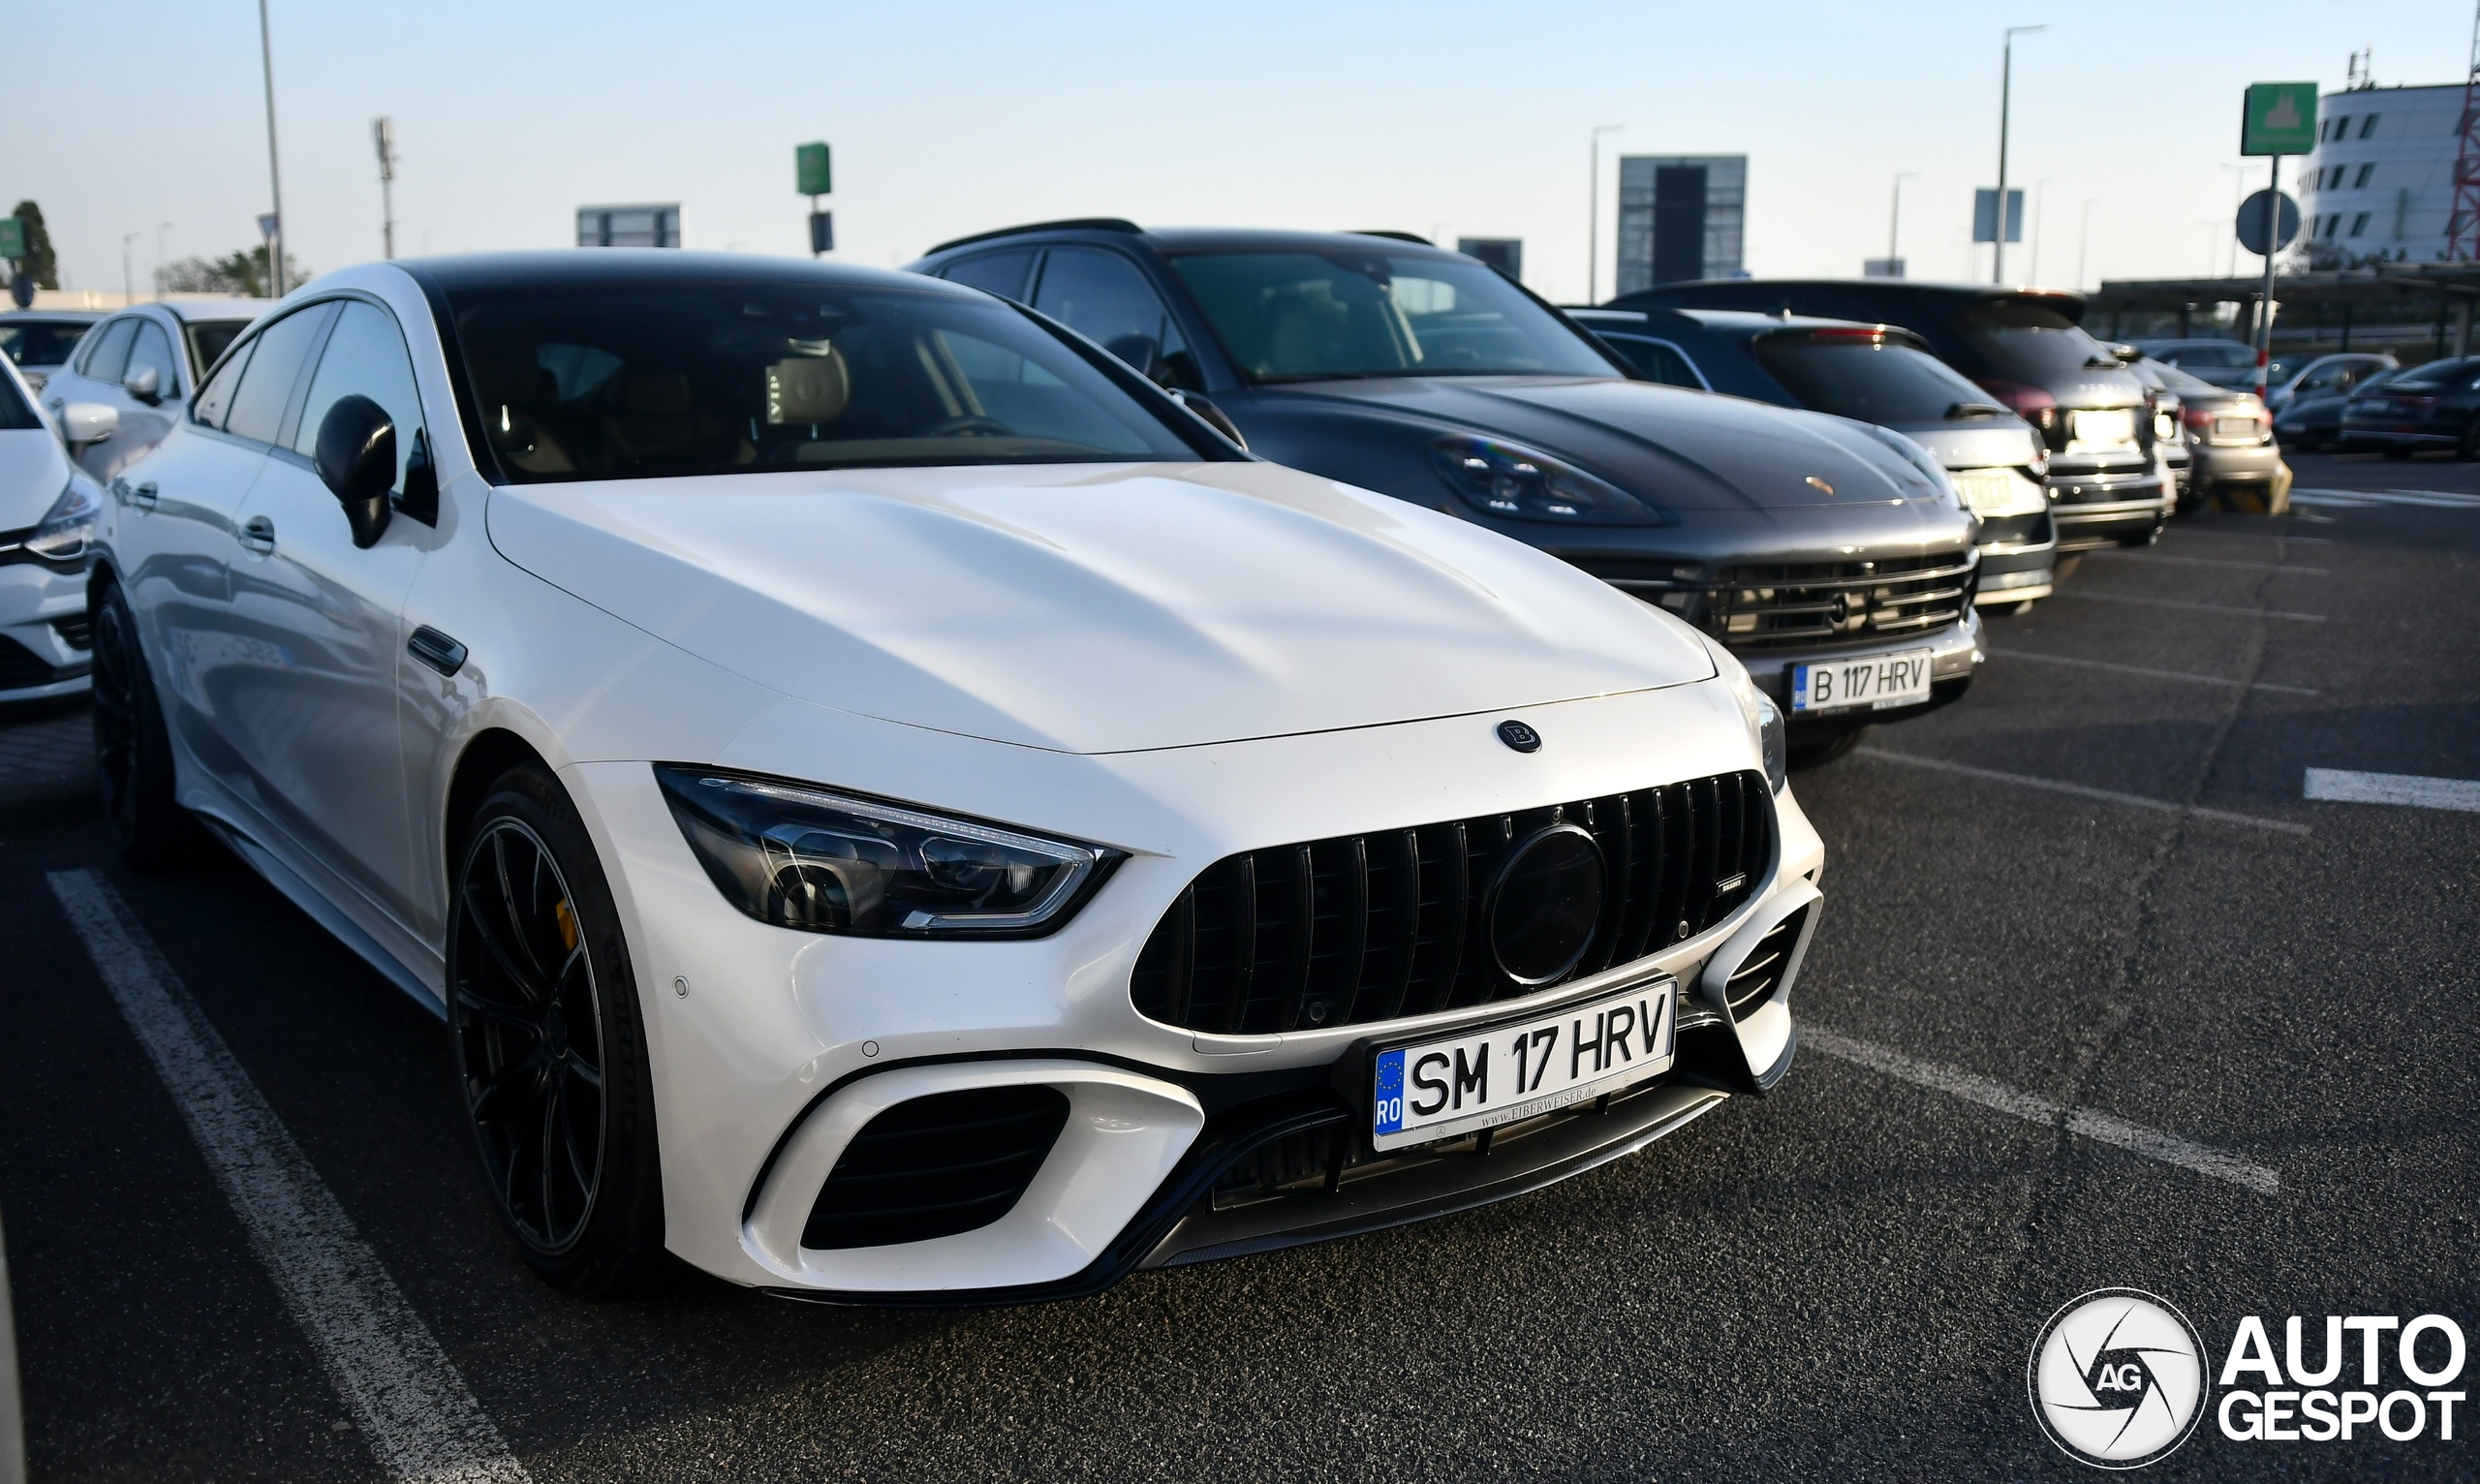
[
  {"xmin": 0, "ymin": 351, "xmax": 103, "ymax": 700},
  {"xmin": 38, "ymin": 299, "xmax": 264, "ymax": 483},
  {"xmin": 95, "ymin": 253, "xmax": 1824, "ymax": 1302}
]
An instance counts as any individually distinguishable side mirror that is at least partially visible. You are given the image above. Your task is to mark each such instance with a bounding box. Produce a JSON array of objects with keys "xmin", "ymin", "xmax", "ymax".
[
  {"xmin": 1171, "ymin": 391, "xmax": 1248, "ymax": 451},
  {"xmin": 313, "ymin": 394, "xmax": 395, "ymax": 549},
  {"xmin": 2109, "ymin": 343, "xmax": 2143, "ymax": 365},
  {"xmin": 61, "ymin": 402, "xmax": 118, "ymax": 445},
  {"xmin": 122, "ymin": 365, "xmax": 162, "ymax": 404},
  {"xmin": 1103, "ymin": 333, "xmax": 1162, "ymax": 380}
]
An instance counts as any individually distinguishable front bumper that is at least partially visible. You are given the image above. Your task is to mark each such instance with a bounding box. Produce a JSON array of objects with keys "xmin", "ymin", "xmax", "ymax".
[
  {"xmin": 2047, "ymin": 470, "xmax": 2169, "ymax": 551},
  {"xmin": 2189, "ymin": 442, "xmax": 2281, "ymax": 484},
  {"xmin": 562, "ymin": 678, "xmax": 1827, "ymax": 1303},
  {"xmin": 1737, "ymin": 609, "xmax": 1982, "ymax": 726},
  {"xmin": 0, "ymin": 554, "xmax": 92, "ymax": 700}
]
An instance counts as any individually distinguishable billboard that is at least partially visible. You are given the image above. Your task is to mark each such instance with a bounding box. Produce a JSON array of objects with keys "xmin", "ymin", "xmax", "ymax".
[{"xmin": 576, "ymin": 204, "xmax": 681, "ymax": 249}]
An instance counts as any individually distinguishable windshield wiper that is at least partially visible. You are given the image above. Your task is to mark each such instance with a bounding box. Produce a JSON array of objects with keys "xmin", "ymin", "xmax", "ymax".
[{"xmin": 1945, "ymin": 401, "xmax": 2010, "ymax": 419}]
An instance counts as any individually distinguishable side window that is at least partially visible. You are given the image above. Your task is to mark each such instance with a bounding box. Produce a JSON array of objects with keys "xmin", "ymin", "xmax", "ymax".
[
  {"xmin": 1030, "ymin": 247, "xmax": 1201, "ymax": 390},
  {"xmin": 1601, "ymin": 334, "xmax": 1706, "ymax": 387},
  {"xmin": 191, "ymin": 339, "xmax": 255, "ymax": 427},
  {"xmin": 124, "ymin": 321, "xmax": 179, "ymax": 396},
  {"xmin": 291, "ymin": 302, "xmax": 426, "ymax": 493},
  {"xmin": 221, "ymin": 303, "xmax": 338, "ymax": 446},
  {"xmin": 79, "ymin": 319, "xmax": 137, "ymax": 384},
  {"xmin": 941, "ymin": 250, "xmax": 1035, "ymax": 302}
]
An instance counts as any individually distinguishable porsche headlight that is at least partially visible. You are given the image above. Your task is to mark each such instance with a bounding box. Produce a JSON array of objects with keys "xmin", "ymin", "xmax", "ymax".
[
  {"xmin": 26, "ymin": 479, "xmax": 100, "ymax": 563},
  {"xmin": 1430, "ymin": 434, "xmax": 1662, "ymax": 525},
  {"xmin": 655, "ymin": 766, "xmax": 1118, "ymax": 937}
]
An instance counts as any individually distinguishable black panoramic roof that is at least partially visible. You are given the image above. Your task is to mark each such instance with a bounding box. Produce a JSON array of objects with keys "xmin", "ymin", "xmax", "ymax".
[
  {"xmin": 917, "ymin": 222, "xmax": 1464, "ymax": 260},
  {"xmin": 399, "ymin": 250, "xmax": 961, "ymax": 296}
]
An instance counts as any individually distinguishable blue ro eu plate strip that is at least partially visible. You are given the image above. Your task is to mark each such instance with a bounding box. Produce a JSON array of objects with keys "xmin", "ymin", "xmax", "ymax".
[{"xmin": 1373, "ymin": 1048, "xmax": 1407, "ymax": 1137}]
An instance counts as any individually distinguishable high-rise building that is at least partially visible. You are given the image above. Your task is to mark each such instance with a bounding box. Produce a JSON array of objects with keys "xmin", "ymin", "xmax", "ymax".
[
  {"xmin": 2296, "ymin": 83, "xmax": 2464, "ymax": 264},
  {"xmin": 1614, "ymin": 156, "xmax": 1745, "ymax": 294},
  {"xmin": 1457, "ymin": 237, "xmax": 1523, "ymax": 279}
]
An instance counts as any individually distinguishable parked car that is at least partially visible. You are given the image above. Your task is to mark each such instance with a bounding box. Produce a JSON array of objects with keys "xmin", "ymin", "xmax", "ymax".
[
  {"xmin": 1618, "ymin": 281, "xmax": 2168, "ymax": 554},
  {"xmin": 2276, "ymin": 364, "xmax": 2402, "ymax": 451},
  {"xmin": 910, "ymin": 224, "xmax": 1985, "ymax": 766},
  {"xmin": 2122, "ymin": 358, "xmax": 2278, "ymax": 510},
  {"xmin": 0, "ymin": 350, "xmax": 101, "ymax": 701},
  {"xmin": 2129, "ymin": 338, "xmax": 2261, "ymax": 389},
  {"xmin": 37, "ymin": 299, "xmax": 264, "ymax": 481},
  {"xmin": 1570, "ymin": 305, "xmax": 2055, "ymax": 610},
  {"xmin": 0, "ymin": 309, "xmax": 101, "ymax": 394},
  {"xmin": 2340, "ymin": 355, "xmax": 2480, "ymax": 458},
  {"xmin": 2263, "ymin": 351, "xmax": 2396, "ymax": 411},
  {"xmin": 93, "ymin": 250, "xmax": 1827, "ymax": 1304}
]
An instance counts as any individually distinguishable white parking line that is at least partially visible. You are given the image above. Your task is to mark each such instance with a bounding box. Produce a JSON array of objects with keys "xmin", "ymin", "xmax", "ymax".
[
  {"xmin": 2087, "ymin": 551, "xmax": 2328, "ymax": 575},
  {"xmin": 1987, "ymin": 648, "xmax": 2319, "ymax": 696},
  {"xmin": 2291, "ymin": 487, "xmax": 2480, "ymax": 510},
  {"xmin": 2304, "ymin": 767, "xmax": 2480, "ymax": 815},
  {"xmin": 1854, "ymin": 749, "xmax": 2311, "ymax": 835},
  {"xmin": 2050, "ymin": 590, "xmax": 2326, "ymax": 622},
  {"xmin": 46, "ymin": 871, "xmax": 530, "ymax": 1484},
  {"xmin": 1802, "ymin": 1029, "xmax": 2280, "ymax": 1195}
]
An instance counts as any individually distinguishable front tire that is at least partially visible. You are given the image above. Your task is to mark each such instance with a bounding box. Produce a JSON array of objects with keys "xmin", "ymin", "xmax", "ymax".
[
  {"xmin": 91, "ymin": 578, "xmax": 206, "ymax": 871},
  {"xmin": 448, "ymin": 763, "xmax": 667, "ymax": 1294}
]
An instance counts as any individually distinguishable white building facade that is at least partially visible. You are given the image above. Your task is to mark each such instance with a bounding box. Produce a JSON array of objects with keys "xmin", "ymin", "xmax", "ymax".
[{"xmin": 2297, "ymin": 82, "xmax": 2468, "ymax": 264}]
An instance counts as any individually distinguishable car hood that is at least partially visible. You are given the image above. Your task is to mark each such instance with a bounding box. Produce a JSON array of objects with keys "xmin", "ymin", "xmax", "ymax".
[
  {"xmin": 1262, "ymin": 376, "xmax": 1940, "ymax": 510},
  {"xmin": 0, "ymin": 429, "xmax": 70, "ymax": 529},
  {"xmin": 484, "ymin": 461, "xmax": 1716, "ymax": 755}
]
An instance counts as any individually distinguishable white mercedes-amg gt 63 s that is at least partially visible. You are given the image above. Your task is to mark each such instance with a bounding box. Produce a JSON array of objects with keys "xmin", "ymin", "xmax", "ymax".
[{"xmin": 94, "ymin": 252, "xmax": 1828, "ymax": 1302}]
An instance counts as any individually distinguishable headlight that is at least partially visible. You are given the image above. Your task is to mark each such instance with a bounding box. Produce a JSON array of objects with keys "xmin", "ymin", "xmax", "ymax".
[
  {"xmin": 26, "ymin": 479, "xmax": 100, "ymax": 563},
  {"xmin": 1430, "ymin": 434, "xmax": 1662, "ymax": 525},
  {"xmin": 1704, "ymin": 640, "xmax": 1786, "ymax": 793},
  {"xmin": 654, "ymin": 766, "xmax": 1119, "ymax": 937},
  {"xmin": 1863, "ymin": 425, "xmax": 1960, "ymax": 506}
]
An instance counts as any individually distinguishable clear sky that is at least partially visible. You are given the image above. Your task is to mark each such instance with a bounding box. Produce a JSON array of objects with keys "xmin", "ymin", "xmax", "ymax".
[{"xmin": 13, "ymin": 0, "xmax": 2472, "ymax": 302}]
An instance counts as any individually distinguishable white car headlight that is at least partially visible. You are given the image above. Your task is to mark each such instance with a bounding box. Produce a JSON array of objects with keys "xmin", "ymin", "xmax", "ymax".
[
  {"xmin": 26, "ymin": 479, "xmax": 100, "ymax": 563},
  {"xmin": 1699, "ymin": 637, "xmax": 1785, "ymax": 793},
  {"xmin": 655, "ymin": 766, "xmax": 1119, "ymax": 937}
]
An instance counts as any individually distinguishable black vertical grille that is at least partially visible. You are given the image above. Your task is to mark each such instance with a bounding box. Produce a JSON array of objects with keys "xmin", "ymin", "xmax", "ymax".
[
  {"xmin": 1130, "ymin": 770, "xmax": 1773, "ymax": 1036},
  {"xmin": 801, "ymin": 1086, "xmax": 1071, "ymax": 1251}
]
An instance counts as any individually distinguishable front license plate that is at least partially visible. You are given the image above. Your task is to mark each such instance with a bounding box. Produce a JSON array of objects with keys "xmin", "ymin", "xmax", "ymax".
[
  {"xmin": 1788, "ymin": 648, "xmax": 1934, "ymax": 714},
  {"xmin": 1370, "ymin": 982, "xmax": 1675, "ymax": 1153}
]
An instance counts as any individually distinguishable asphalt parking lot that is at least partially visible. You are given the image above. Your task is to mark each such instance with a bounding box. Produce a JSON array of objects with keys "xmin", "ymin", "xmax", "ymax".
[{"xmin": 2, "ymin": 449, "xmax": 2474, "ymax": 1482}]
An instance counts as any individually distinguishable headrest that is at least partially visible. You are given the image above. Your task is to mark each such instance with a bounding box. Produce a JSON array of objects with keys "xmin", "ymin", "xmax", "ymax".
[
  {"xmin": 625, "ymin": 373, "xmax": 695, "ymax": 416},
  {"xmin": 765, "ymin": 350, "xmax": 850, "ymax": 424}
]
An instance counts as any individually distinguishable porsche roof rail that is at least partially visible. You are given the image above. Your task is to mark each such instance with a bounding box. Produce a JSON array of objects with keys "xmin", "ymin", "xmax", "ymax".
[
  {"xmin": 924, "ymin": 218, "xmax": 1143, "ymax": 255},
  {"xmin": 1348, "ymin": 230, "xmax": 1435, "ymax": 245}
]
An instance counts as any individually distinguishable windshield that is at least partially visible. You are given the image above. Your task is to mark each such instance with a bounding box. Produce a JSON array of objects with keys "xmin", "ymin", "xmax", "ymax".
[
  {"xmin": 442, "ymin": 282, "xmax": 1206, "ymax": 482},
  {"xmin": 0, "ymin": 369, "xmax": 37, "ymax": 429},
  {"xmin": 2137, "ymin": 358, "xmax": 2221, "ymax": 396},
  {"xmin": 1168, "ymin": 250, "xmax": 1616, "ymax": 383},
  {"xmin": 186, "ymin": 320, "xmax": 250, "ymax": 377},
  {"xmin": 0, "ymin": 321, "xmax": 93, "ymax": 367},
  {"xmin": 1752, "ymin": 332, "xmax": 1999, "ymax": 422},
  {"xmin": 1954, "ymin": 299, "xmax": 2120, "ymax": 378}
]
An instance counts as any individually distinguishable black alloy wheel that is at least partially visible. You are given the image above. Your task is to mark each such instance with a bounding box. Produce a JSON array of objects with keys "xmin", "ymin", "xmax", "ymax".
[
  {"xmin": 90, "ymin": 578, "xmax": 202, "ymax": 871},
  {"xmin": 449, "ymin": 766, "xmax": 666, "ymax": 1292}
]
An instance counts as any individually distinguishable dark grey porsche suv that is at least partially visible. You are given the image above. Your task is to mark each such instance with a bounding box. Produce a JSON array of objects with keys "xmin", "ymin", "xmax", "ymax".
[{"xmin": 909, "ymin": 223, "xmax": 1984, "ymax": 762}]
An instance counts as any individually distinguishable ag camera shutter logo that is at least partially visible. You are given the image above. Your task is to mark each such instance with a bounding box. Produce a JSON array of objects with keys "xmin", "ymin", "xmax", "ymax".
[{"xmin": 2029, "ymin": 1288, "xmax": 2209, "ymax": 1469}]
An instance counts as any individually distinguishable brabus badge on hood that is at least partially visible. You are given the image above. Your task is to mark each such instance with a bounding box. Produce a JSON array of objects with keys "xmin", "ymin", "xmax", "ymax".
[{"xmin": 1497, "ymin": 720, "xmax": 1542, "ymax": 754}]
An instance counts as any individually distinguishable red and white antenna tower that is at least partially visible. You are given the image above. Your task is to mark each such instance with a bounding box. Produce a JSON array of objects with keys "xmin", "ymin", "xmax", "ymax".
[{"xmin": 2452, "ymin": 4, "xmax": 2480, "ymax": 258}]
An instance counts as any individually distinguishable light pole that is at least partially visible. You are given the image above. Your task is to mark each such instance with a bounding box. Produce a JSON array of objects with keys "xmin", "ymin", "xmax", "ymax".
[
  {"xmin": 2076, "ymin": 200, "xmax": 2093, "ymax": 292},
  {"xmin": 2216, "ymin": 163, "xmax": 2250, "ymax": 277},
  {"xmin": 2029, "ymin": 177, "xmax": 2052, "ymax": 282},
  {"xmin": 256, "ymin": 0, "xmax": 287, "ymax": 297},
  {"xmin": 373, "ymin": 117, "xmax": 397, "ymax": 260},
  {"xmin": 1993, "ymin": 23, "xmax": 2045, "ymax": 284},
  {"xmin": 1888, "ymin": 172, "xmax": 1918, "ymax": 273},
  {"xmin": 1588, "ymin": 124, "xmax": 1623, "ymax": 303},
  {"xmin": 156, "ymin": 223, "xmax": 171, "ymax": 300},
  {"xmin": 122, "ymin": 233, "xmax": 137, "ymax": 305}
]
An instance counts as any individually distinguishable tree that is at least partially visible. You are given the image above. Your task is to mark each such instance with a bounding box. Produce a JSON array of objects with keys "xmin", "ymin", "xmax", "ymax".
[
  {"xmin": 9, "ymin": 201, "xmax": 59, "ymax": 289},
  {"xmin": 158, "ymin": 244, "xmax": 309, "ymax": 298}
]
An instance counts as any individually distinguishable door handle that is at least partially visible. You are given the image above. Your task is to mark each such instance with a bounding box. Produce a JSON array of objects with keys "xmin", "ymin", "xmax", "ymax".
[
  {"xmin": 241, "ymin": 514, "xmax": 276, "ymax": 554},
  {"xmin": 127, "ymin": 479, "xmax": 159, "ymax": 510}
]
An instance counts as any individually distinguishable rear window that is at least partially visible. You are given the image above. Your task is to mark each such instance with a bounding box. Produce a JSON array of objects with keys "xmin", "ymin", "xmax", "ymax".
[
  {"xmin": 2136, "ymin": 359, "xmax": 2221, "ymax": 396},
  {"xmin": 186, "ymin": 320, "xmax": 251, "ymax": 377},
  {"xmin": 442, "ymin": 279, "xmax": 1206, "ymax": 482},
  {"xmin": 0, "ymin": 320, "xmax": 93, "ymax": 367},
  {"xmin": 0, "ymin": 368, "xmax": 38, "ymax": 429},
  {"xmin": 2390, "ymin": 356, "xmax": 2480, "ymax": 388},
  {"xmin": 1752, "ymin": 332, "xmax": 1996, "ymax": 423},
  {"xmin": 1952, "ymin": 299, "xmax": 2118, "ymax": 378},
  {"xmin": 2174, "ymin": 343, "xmax": 2255, "ymax": 369}
]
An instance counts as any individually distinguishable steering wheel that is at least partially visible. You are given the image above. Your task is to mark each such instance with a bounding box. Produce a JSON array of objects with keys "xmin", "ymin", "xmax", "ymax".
[{"xmin": 926, "ymin": 415, "xmax": 1013, "ymax": 438}]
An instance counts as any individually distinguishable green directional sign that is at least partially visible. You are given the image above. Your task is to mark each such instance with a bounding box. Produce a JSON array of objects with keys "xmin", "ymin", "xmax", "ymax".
[
  {"xmin": 0, "ymin": 216, "xmax": 23, "ymax": 260},
  {"xmin": 2241, "ymin": 82, "xmax": 2318, "ymax": 157},
  {"xmin": 795, "ymin": 141, "xmax": 831, "ymax": 198}
]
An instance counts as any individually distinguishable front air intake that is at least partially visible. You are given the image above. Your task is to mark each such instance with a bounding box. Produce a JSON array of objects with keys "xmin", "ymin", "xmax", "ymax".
[
  {"xmin": 1720, "ymin": 904, "xmax": 1810, "ymax": 1021},
  {"xmin": 801, "ymin": 1086, "xmax": 1070, "ymax": 1250},
  {"xmin": 1129, "ymin": 771, "xmax": 1774, "ymax": 1036}
]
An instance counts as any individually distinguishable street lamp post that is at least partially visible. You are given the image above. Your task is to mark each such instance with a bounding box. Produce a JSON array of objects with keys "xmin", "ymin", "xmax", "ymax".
[
  {"xmin": 1993, "ymin": 23, "xmax": 2046, "ymax": 285},
  {"xmin": 2077, "ymin": 200, "xmax": 2093, "ymax": 292},
  {"xmin": 156, "ymin": 223, "xmax": 171, "ymax": 300},
  {"xmin": 374, "ymin": 118, "xmax": 398, "ymax": 260},
  {"xmin": 1889, "ymin": 171, "xmax": 1918, "ymax": 272},
  {"xmin": 122, "ymin": 233, "xmax": 137, "ymax": 306},
  {"xmin": 256, "ymin": 0, "xmax": 287, "ymax": 298},
  {"xmin": 2029, "ymin": 177, "xmax": 2052, "ymax": 282},
  {"xmin": 1588, "ymin": 124, "xmax": 1623, "ymax": 303}
]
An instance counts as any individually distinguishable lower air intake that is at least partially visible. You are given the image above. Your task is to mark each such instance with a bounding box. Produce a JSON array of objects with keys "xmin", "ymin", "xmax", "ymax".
[
  {"xmin": 801, "ymin": 1085, "xmax": 1070, "ymax": 1250},
  {"xmin": 1721, "ymin": 905, "xmax": 1809, "ymax": 1021}
]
